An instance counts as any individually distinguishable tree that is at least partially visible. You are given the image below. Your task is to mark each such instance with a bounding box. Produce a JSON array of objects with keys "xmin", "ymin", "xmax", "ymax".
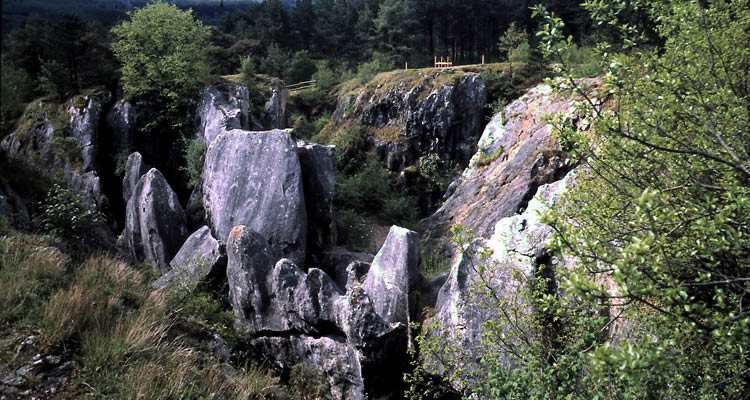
[
  {"xmin": 410, "ymin": 1, "xmax": 749, "ymax": 398},
  {"xmin": 111, "ymin": 1, "xmax": 210, "ymax": 122},
  {"xmin": 535, "ymin": 0, "xmax": 749, "ymax": 398},
  {"xmin": 497, "ymin": 22, "xmax": 527, "ymax": 77}
]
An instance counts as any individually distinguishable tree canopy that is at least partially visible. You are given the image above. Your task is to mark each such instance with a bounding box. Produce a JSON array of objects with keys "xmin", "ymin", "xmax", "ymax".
[{"xmin": 111, "ymin": 1, "xmax": 210, "ymax": 107}]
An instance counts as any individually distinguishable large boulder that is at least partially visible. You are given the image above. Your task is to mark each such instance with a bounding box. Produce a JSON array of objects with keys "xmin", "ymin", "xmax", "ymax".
[
  {"xmin": 68, "ymin": 91, "xmax": 112, "ymax": 172},
  {"xmin": 122, "ymin": 151, "xmax": 149, "ymax": 205},
  {"xmin": 202, "ymin": 129, "xmax": 307, "ymax": 265},
  {"xmin": 226, "ymin": 225, "xmax": 413, "ymax": 399},
  {"xmin": 153, "ymin": 226, "xmax": 225, "ymax": 289},
  {"xmin": 124, "ymin": 168, "xmax": 188, "ymax": 270},
  {"xmin": 105, "ymin": 99, "xmax": 138, "ymax": 157},
  {"xmin": 362, "ymin": 226, "xmax": 422, "ymax": 327},
  {"xmin": 297, "ymin": 140, "xmax": 337, "ymax": 253}
]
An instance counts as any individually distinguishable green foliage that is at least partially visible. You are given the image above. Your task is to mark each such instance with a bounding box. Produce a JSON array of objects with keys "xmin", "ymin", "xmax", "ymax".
[
  {"xmin": 336, "ymin": 208, "xmax": 373, "ymax": 250},
  {"xmin": 383, "ymin": 195, "xmax": 420, "ymax": 229},
  {"xmin": 0, "ymin": 59, "xmax": 34, "ymax": 137},
  {"xmin": 38, "ymin": 184, "xmax": 105, "ymax": 248},
  {"xmin": 417, "ymin": 153, "xmax": 447, "ymax": 192},
  {"xmin": 311, "ymin": 60, "xmax": 336, "ymax": 90},
  {"xmin": 356, "ymin": 52, "xmax": 395, "ymax": 84},
  {"xmin": 289, "ymin": 363, "xmax": 330, "ymax": 400},
  {"xmin": 335, "ymin": 160, "xmax": 392, "ymax": 212},
  {"xmin": 287, "ymin": 50, "xmax": 317, "ymax": 84},
  {"xmin": 111, "ymin": 1, "xmax": 210, "ymax": 127},
  {"xmin": 261, "ymin": 42, "xmax": 290, "ymax": 79},
  {"xmin": 180, "ymin": 138, "xmax": 207, "ymax": 189},
  {"xmin": 534, "ymin": 1, "xmax": 750, "ymax": 398},
  {"xmin": 49, "ymin": 136, "xmax": 82, "ymax": 166},
  {"xmin": 420, "ymin": 248, "xmax": 450, "ymax": 277},
  {"xmin": 238, "ymin": 55, "xmax": 266, "ymax": 110},
  {"xmin": 497, "ymin": 22, "xmax": 528, "ymax": 76}
]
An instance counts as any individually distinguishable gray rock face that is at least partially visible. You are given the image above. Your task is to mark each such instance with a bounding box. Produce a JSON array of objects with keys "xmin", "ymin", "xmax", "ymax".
[
  {"xmin": 362, "ymin": 226, "xmax": 422, "ymax": 326},
  {"xmin": 226, "ymin": 225, "xmax": 417, "ymax": 399},
  {"xmin": 264, "ymin": 81, "xmax": 288, "ymax": 129},
  {"xmin": 430, "ymin": 172, "xmax": 577, "ymax": 392},
  {"xmin": 68, "ymin": 92, "xmax": 112, "ymax": 172},
  {"xmin": 124, "ymin": 168, "xmax": 188, "ymax": 270},
  {"xmin": 319, "ymin": 247, "xmax": 374, "ymax": 291},
  {"xmin": 332, "ymin": 72, "xmax": 486, "ymax": 171},
  {"xmin": 297, "ymin": 140, "xmax": 337, "ymax": 253},
  {"xmin": 122, "ymin": 152, "xmax": 149, "ymax": 205},
  {"xmin": 0, "ymin": 94, "xmax": 112, "ymax": 215},
  {"xmin": 202, "ymin": 129, "xmax": 307, "ymax": 265},
  {"xmin": 195, "ymin": 82, "xmax": 253, "ymax": 144},
  {"xmin": 105, "ymin": 99, "xmax": 138, "ymax": 156},
  {"xmin": 422, "ymin": 83, "xmax": 590, "ymax": 255},
  {"xmin": 153, "ymin": 226, "xmax": 225, "ymax": 289}
]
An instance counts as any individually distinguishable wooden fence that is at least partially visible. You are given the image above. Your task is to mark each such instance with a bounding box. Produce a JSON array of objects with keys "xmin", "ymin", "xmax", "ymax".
[
  {"xmin": 287, "ymin": 80, "xmax": 317, "ymax": 92},
  {"xmin": 434, "ymin": 56, "xmax": 453, "ymax": 68}
]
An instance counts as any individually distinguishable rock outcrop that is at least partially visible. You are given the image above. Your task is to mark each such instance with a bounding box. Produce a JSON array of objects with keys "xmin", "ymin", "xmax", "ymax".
[
  {"xmin": 105, "ymin": 99, "xmax": 139, "ymax": 157},
  {"xmin": 422, "ymin": 83, "xmax": 590, "ymax": 255},
  {"xmin": 226, "ymin": 225, "xmax": 423, "ymax": 399},
  {"xmin": 362, "ymin": 226, "xmax": 421, "ymax": 327},
  {"xmin": 124, "ymin": 168, "xmax": 188, "ymax": 270},
  {"xmin": 122, "ymin": 151, "xmax": 149, "ymax": 205},
  {"xmin": 264, "ymin": 81, "xmax": 289, "ymax": 130},
  {"xmin": 330, "ymin": 70, "xmax": 486, "ymax": 171},
  {"xmin": 202, "ymin": 129, "xmax": 307, "ymax": 265},
  {"xmin": 0, "ymin": 92, "xmax": 112, "ymax": 214},
  {"xmin": 153, "ymin": 226, "xmax": 225, "ymax": 289},
  {"xmin": 194, "ymin": 81, "xmax": 259, "ymax": 144},
  {"xmin": 297, "ymin": 140, "xmax": 337, "ymax": 254}
]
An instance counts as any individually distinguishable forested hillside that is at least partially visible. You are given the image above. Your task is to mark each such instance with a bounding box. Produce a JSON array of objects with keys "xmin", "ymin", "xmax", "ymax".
[{"xmin": 1, "ymin": 0, "xmax": 747, "ymax": 399}]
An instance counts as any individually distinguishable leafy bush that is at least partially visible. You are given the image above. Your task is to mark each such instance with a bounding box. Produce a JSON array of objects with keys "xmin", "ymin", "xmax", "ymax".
[
  {"xmin": 335, "ymin": 160, "xmax": 392, "ymax": 211},
  {"xmin": 420, "ymin": 248, "xmax": 450, "ymax": 277},
  {"xmin": 261, "ymin": 42, "xmax": 289, "ymax": 79},
  {"xmin": 38, "ymin": 184, "xmax": 105, "ymax": 247},
  {"xmin": 287, "ymin": 50, "xmax": 317, "ymax": 84},
  {"xmin": 0, "ymin": 58, "xmax": 34, "ymax": 138},
  {"xmin": 336, "ymin": 208, "xmax": 372, "ymax": 250},
  {"xmin": 180, "ymin": 138, "xmax": 207, "ymax": 189},
  {"xmin": 383, "ymin": 195, "xmax": 419, "ymax": 229},
  {"xmin": 356, "ymin": 52, "xmax": 395, "ymax": 84},
  {"xmin": 312, "ymin": 60, "xmax": 336, "ymax": 90}
]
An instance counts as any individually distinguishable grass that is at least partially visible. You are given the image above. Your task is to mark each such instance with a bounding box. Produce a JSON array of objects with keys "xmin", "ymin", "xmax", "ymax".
[
  {"xmin": 472, "ymin": 145, "xmax": 504, "ymax": 167},
  {"xmin": 0, "ymin": 228, "xmax": 285, "ymax": 399}
]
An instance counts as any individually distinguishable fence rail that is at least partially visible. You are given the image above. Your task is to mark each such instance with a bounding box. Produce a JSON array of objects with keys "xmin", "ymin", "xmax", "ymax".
[{"xmin": 287, "ymin": 80, "xmax": 317, "ymax": 92}]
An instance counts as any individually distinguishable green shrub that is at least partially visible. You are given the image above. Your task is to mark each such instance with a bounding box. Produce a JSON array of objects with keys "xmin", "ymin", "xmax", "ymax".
[
  {"xmin": 384, "ymin": 195, "xmax": 419, "ymax": 229},
  {"xmin": 356, "ymin": 52, "xmax": 395, "ymax": 84},
  {"xmin": 287, "ymin": 50, "xmax": 317, "ymax": 84},
  {"xmin": 38, "ymin": 184, "xmax": 105, "ymax": 247},
  {"xmin": 49, "ymin": 135, "xmax": 82, "ymax": 166},
  {"xmin": 261, "ymin": 42, "xmax": 289, "ymax": 79},
  {"xmin": 335, "ymin": 160, "xmax": 392, "ymax": 211},
  {"xmin": 420, "ymin": 248, "xmax": 450, "ymax": 277},
  {"xmin": 180, "ymin": 138, "xmax": 207, "ymax": 189},
  {"xmin": 337, "ymin": 208, "xmax": 372, "ymax": 250},
  {"xmin": 312, "ymin": 60, "xmax": 336, "ymax": 90},
  {"xmin": 0, "ymin": 59, "xmax": 34, "ymax": 138}
]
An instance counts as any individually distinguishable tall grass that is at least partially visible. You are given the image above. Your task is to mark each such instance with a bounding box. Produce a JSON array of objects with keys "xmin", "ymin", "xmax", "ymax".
[{"xmin": 1, "ymin": 229, "xmax": 282, "ymax": 399}]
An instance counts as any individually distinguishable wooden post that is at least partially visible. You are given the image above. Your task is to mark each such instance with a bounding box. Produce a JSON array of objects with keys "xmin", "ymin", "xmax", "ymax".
[
  {"xmin": 482, "ymin": 55, "xmax": 485, "ymax": 65},
  {"xmin": 434, "ymin": 56, "xmax": 437, "ymax": 68},
  {"xmin": 405, "ymin": 62, "xmax": 408, "ymax": 70}
]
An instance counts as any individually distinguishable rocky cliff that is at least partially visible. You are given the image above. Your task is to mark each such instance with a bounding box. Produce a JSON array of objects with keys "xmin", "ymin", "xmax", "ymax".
[{"xmin": 327, "ymin": 70, "xmax": 487, "ymax": 172}]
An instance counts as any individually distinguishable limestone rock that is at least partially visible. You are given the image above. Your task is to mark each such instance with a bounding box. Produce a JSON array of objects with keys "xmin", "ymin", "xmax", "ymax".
[
  {"xmin": 331, "ymin": 72, "xmax": 486, "ymax": 172},
  {"xmin": 362, "ymin": 226, "xmax": 422, "ymax": 327},
  {"xmin": 297, "ymin": 140, "xmax": 337, "ymax": 253},
  {"xmin": 264, "ymin": 81, "xmax": 288, "ymax": 129},
  {"xmin": 422, "ymin": 82, "xmax": 597, "ymax": 255},
  {"xmin": 153, "ymin": 226, "xmax": 225, "ymax": 289},
  {"xmin": 124, "ymin": 168, "xmax": 188, "ymax": 270},
  {"xmin": 226, "ymin": 225, "xmax": 409, "ymax": 399},
  {"xmin": 202, "ymin": 129, "xmax": 307, "ymax": 265},
  {"xmin": 105, "ymin": 99, "xmax": 138, "ymax": 156},
  {"xmin": 122, "ymin": 151, "xmax": 149, "ymax": 205},
  {"xmin": 68, "ymin": 91, "xmax": 112, "ymax": 172},
  {"xmin": 195, "ymin": 82, "xmax": 253, "ymax": 144}
]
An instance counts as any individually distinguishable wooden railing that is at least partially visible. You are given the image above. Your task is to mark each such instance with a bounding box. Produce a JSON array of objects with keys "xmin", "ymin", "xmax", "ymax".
[
  {"xmin": 434, "ymin": 56, "xmax": 453, "ymax": 68},
  {"xmin": 287, "ymin": 80, "xmax": 317, "ymax": 92}
]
